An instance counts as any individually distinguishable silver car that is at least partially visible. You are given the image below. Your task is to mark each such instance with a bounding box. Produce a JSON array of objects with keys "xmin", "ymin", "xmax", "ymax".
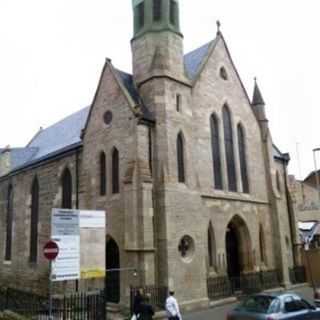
[{"xmin": 227, "ymin": 293, "xmax": 320, "ymax": 319}]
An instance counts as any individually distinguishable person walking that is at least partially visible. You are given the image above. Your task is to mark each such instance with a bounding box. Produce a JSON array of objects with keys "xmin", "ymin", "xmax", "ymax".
[
  {"xmin": 132, "ymin": 288, "xmax": 143, "ymax": 320},
  {"xmin": 139, "ymin": 294, "xmax": 155, "ymax": 320},
  {"xmin": 165, "ymin": 291, "xmax": 182, "ymax": 320}
]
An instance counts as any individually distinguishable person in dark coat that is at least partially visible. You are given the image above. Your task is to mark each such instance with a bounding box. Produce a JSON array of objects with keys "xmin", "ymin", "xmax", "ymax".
[
  {"xmin": 139, "ymin": 294, "xmax": 155, "ymax": 320},
  {"xmin": 133, "ymin": 288, "xmax": 143, "ymax": 317}
]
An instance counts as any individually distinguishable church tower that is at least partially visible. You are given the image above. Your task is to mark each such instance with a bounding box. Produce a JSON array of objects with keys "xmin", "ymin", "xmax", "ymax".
[{"xmin": 131, "ymin": 0, "xmax": 186, "ymax": 84}]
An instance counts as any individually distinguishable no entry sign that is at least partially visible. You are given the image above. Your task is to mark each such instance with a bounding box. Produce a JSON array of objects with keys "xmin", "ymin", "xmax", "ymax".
[{"xmin": 43, "ymin": 240, "xmax": 59, "ymax": 261}]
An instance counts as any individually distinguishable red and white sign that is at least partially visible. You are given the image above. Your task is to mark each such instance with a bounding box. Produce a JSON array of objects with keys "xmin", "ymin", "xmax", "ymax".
[{"xmin": 43, "ymin": 240, "xmax": 59, "ymax": 261}]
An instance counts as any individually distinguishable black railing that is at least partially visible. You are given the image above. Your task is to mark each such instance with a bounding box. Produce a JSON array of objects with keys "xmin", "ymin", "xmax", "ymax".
[
  {"xmin": 289, "ymin": 266, "xmax": 307, "ymax": 285},
  {"xmin": 0, "ymin": 287, "xmax": 106, "ymax": 320},
  {"xmin": 130, "ymin": 286, "xmax": 168, "ymax": 314},
  {"xmin": 207, "ymin": 270, "xmax": 280, "ymax": 301}
]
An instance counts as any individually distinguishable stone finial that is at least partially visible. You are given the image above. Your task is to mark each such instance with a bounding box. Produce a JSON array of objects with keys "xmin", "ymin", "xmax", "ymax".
[
  {"xmin": 216, "ymin": 20, "xmax": 221, "ymax": 35},
  {"xmin": 252, "ymin": 77, "xmax": 265, "ymax": 106}
]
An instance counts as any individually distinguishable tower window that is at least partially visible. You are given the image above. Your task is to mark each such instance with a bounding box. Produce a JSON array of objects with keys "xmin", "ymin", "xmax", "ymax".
[
  {"xmin": 177, "ymin": 132, "xmax": 185, "ymax": 183},
  {"xmin": 170, "ymin": 0, "xmax": 177, "ymax": 26},
  {"xmin": 176, "ymin": 94, "xmax": 181, "ymax": 112},
  {"xmin": 153, "ymin": 0, "xmax": 162, "ymax": 21},
  {"xmin": 137, "ymin": 2, "xmax": 145, "ymax": 29}
]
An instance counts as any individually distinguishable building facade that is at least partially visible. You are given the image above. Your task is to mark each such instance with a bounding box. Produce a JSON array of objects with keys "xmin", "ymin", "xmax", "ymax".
[{"xmin": 0, "ymin": 0, "xmax": 300, "ymax": 309}]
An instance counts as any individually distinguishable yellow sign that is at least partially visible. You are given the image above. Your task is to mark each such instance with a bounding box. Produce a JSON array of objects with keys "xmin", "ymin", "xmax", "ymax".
[{"xmin": 81, "ymin": 269, "xmax": 106, "ymax": 279}]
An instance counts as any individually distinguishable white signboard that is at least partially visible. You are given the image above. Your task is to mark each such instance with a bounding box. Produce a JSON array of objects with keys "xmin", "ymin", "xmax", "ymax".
[
  {"xmin": 51, "ymin": 209, "xmax": 105, "ymax": 282},
  {"xmin": 51, "ymin": 209, "xmax": 81, "ymax": 281}
]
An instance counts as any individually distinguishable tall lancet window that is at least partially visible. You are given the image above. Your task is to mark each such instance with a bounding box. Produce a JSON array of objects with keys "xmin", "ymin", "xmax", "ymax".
[
  {"xmin": 5, "ymin": 184, "xmax": 13, "ymax": 261},
  {"xmin": 112, "ymin": 148, "xmax": 120, "ymax": 194},
  {"xmin": 170, "ymin": 0, "xmax": 178, "ymax": 26},
  {"xmin": 237, "ymin": 124, "xmax": 249, "ymax": 193},
  {"xmin": 223, "ymin": 105, "xmax": 237, "ymax": 191},
  {"xmin": 177, "ymin": 132, "xmax": 185, "ymax": 183},
  {"xmin": 153, "ymin": 0, "xmax": 162, "ymax": 21},
  {"xmin": 61, "ymin": 168, "xmax": 72, "ymax": 209},
  {"xmin": 210, "ymin": 114, "xmax": 222, "ymax": 190},
  {"xmin": 30, "ymin": 177, "xmax": 39, "ymax": 263},
  {"xmin": 100, "ymin": 152, "xmax": 107, "ymax": 196}
]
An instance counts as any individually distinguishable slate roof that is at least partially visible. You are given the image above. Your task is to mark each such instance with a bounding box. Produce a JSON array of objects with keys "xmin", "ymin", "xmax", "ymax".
[
  {"xmin": 0, "ymin": 40, "xmax": 285, "ymax": 176},
  {"xmin": 184, "ymin": 41, "xmax": 214, "ymax": 79}
]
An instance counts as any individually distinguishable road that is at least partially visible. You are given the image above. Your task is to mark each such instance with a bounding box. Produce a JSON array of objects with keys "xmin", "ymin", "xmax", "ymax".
[{"xmin": 183, "ymin": 286, "xmax": 314, "ymax": 320}]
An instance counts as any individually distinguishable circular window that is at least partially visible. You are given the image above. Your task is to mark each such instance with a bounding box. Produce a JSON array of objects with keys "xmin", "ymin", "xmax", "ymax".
[
  {"xmin": 178, "ymin": 235, "xmax": 195, "ymax": 263},
  {"xmin": 103, "ymin": 111, "xmax": 113, "ymax": 125},
  {"xmin": 220, "ymin": 67, "xmax": 228, "ymax": 80}
]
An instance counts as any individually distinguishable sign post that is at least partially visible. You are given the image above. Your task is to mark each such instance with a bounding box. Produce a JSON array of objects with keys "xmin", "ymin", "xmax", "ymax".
[{"xmin": 43, "ymin": 240, "xmax": 59, "ymax": 320}]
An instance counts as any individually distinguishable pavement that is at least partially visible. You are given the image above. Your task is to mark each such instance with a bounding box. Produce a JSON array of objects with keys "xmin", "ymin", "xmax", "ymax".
[{"xmin": 183, "ymin": 285, "xmax": 314, "ymax": 320}]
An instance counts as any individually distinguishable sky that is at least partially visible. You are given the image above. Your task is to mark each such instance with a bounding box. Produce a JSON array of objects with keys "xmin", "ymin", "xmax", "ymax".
[{"xmin": 0, "ymin": 0, "xmax": 319, "ymax": 179}]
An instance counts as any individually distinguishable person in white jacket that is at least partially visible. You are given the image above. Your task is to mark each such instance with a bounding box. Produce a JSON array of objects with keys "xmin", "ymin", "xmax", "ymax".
[{"xmin": 165, "ymin": 291, "xmax": 182, "ymax": 320}]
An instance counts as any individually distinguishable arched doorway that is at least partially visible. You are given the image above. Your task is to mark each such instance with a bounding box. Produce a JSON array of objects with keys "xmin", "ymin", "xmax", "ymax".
[
  {"xmin": 225, "ymin": 215, "xmax": 253, "ymax": 279},
  {"xmin": 226, "ymin": 223, "xmax": 241, "ymax": 278},
  {"xmin": 106, "ymin": 237, "xmax": 120, "ymax": 303}
]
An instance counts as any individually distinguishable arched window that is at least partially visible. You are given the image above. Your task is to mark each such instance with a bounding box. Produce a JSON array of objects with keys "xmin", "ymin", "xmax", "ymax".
[
  {"xmin": 208, "ymin": 222, "xmax": 216, "ymax": 268},
  {"xmin": 30, "ymin": 177, "xmax": 39, "ymax": 263},
  {"xmin": 223, "ymin": 105, "xmax": 237, "ymax": 191},
  {"xmin": 276, "ymin": 171, "xmax": 281, "ymax": 194},
  {"xmin": 237, "ymin": 124, "xmax": 249, "ymax": 193},
  {"xmin": 153, "ymin": 0, "xmax": 162, "ymax": 21},
  {"xmin": 259, "ymin": 225, "xmax": 266, "ymax": 264},
  {"xmin": 169, "ymin": 0, "xmax": 177, "ymax": 26},
  {"xmin": 210, "ymin": 114, "xmax": 222, "ymax": 190},
  {"xmin": 177, "ymin": 132, "xmax": 185, "ymax": 183},
  {"xmin": 61, "ymin": 168, "xmax": 72, "ymax": 209},
  {"xmin": 112, "ymin": 148, "xmax": 120, "ymax": 194},
  {"xmin": 137, "ymin": 2, "xmax": 145, "ymax": 29},
  {"xmin": 100, "ymin": 152, "xmax": 107, "ymax": 196},
  {"xmin": 5, "ymin": 184, "xmax": 13, "ymax": 261}
]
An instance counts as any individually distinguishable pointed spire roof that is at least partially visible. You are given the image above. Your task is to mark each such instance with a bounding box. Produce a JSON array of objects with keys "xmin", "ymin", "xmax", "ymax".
[{"xmin": 252, "ymin": 78, "xmax": 265, "ymax": 106}]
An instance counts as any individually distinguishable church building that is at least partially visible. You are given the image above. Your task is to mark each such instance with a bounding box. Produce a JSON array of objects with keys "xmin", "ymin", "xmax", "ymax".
[{"xmin": 0, "ymin": 0, "xmax": 301, "ymax": 309}]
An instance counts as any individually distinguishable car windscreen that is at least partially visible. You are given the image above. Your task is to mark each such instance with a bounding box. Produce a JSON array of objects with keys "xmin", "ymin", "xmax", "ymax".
[{"xmin": 237, "ymin": 296, "xmax": 277, "ymax": 314}]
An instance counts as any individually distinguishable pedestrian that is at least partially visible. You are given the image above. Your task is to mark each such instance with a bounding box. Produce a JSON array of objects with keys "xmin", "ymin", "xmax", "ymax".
[
  {"xmin": 139, "ymin": 294, "xmax": 155, "ymax": 320},
  {"xmin": 165, "ymin": 291, "xmax": 182, "ymax": 320},
  {"xmin": 132, "ymin": 288, "xmax": 143, "ymax": 320}
]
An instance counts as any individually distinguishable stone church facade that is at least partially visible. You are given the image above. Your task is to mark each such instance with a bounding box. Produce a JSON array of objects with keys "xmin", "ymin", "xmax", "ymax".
[{"xmin": 0, "ymin": 0, "xmax": 300, "ymax": 309}]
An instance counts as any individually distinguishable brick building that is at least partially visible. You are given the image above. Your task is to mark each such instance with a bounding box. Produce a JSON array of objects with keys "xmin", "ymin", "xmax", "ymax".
[{"xmin": 0, "ymin": 0, "xmax": 301, "ymax": 309}]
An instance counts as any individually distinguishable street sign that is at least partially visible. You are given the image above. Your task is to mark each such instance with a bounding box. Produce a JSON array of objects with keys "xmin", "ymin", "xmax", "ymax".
[{"xmin": 43, "ymin": 240, "xmax": 59, "ymax": 261}]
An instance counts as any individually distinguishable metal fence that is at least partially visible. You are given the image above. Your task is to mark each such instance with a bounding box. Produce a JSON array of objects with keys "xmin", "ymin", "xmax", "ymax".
[
  {"xmin": 0, "ymin": 287, "xmax": 106, "ymax": 320},
  {"xmin": 207, "ymin": 270, "xmax": 281, "ymax": 301},
  {"xmin": 130, "ymin": 285, "xmax": 168, "ymax": 313},
  {"xmin": 289, "ymin": 266, "xmax": 307, "ymax": 285}
]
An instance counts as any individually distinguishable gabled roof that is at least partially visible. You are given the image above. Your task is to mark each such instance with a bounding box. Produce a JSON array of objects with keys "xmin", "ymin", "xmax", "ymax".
[
  {"xmin": 1, "ymin": 66, "xmax": 151, "ymax": 177},
  {"xmin": 184, "ymin": 41, "xmax": 214, "ymax": 80}
]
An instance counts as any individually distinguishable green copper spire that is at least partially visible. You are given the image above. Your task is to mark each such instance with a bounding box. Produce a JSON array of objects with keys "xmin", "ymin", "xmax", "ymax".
[{"xmin": 132, "ymin": 0, "xmax": 181, "ymax": 39}]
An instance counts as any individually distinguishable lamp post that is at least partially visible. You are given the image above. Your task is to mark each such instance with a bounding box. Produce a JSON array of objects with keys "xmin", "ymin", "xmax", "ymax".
[{"xmin": 313, "ymin": 148, "xmax": 320, "ymax": 202}]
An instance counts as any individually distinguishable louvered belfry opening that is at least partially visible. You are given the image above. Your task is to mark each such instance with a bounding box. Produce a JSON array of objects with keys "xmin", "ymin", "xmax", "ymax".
[{"xmin": 153, "ymin": 0, "xmax": 162, "ymax": 21}]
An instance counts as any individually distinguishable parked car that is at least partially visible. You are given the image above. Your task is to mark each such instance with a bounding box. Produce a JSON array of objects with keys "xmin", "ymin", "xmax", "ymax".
[
  {"xmin": 227, "ymin": 293, "xmax": 320, "ymax": 319},
  {"xmin": 314, "ymin": 288, "xmax": 320, "ymax": 307}
]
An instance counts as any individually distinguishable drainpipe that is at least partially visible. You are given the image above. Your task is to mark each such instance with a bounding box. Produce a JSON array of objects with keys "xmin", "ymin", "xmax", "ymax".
[
  {"xmin": 282, "ymin": 156, "xmax": 298, "ymax": 267},
  {"xmin": 75, "ymin": 149, "xmax": 80, "ymax": 292},
  {"xmin": 75, "ymin": 149, "xmax": 79, "ymax": 210}
]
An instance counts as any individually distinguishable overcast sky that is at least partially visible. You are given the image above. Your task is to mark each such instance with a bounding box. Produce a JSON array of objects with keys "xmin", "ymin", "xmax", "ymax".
[{"xmin": 0, "ymin": 0, "xmax": 319, "ymax": 179}]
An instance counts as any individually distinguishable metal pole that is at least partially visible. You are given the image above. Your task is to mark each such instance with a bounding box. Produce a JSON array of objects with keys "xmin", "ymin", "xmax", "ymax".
[
  {"xmin": 49, "ymin": 261, "xmax": 53, "ymax": 320},
  {"xmin": 313, "ymin": 149, "xmax": 320, "ymax": 202}
]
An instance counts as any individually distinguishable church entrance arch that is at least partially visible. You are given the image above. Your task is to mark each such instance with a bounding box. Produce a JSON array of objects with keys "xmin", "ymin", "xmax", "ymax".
[
  {"xmin": 225, "ymin": 215, "xmax": 253, "ymax": 279},
  {"xmin": 106, "ymin": 237, "xmax": 120, "ymax": 303}
]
